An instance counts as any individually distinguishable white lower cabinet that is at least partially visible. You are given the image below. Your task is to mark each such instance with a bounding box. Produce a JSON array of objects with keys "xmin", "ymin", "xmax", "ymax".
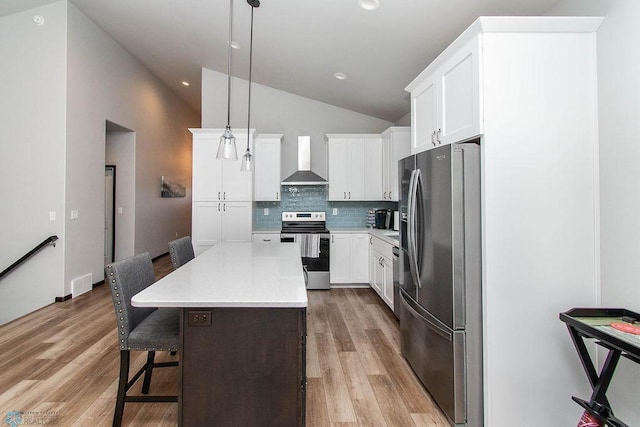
[
  {"xmin": 192, "ymin": 201, "xmax": 252, "ymax": 255},
  {"xmin": 369, "ymin": 236, "xmax": 394, "ymax": 311},
  {"xmin": 330, "ymin": 233, "xmax": 369, "ymax": 284}
]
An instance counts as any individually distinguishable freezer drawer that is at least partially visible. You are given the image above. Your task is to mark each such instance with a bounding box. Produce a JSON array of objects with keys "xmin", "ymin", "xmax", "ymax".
[{"xmin": 400, "ymin": 291, "xmax": 466, "ymax": 425}]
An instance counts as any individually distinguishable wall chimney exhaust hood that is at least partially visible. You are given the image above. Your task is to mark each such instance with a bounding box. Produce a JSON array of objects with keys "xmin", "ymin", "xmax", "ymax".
[{"xmin": 281, "ymin": 136, "xmax": 328, "ymax": 186}]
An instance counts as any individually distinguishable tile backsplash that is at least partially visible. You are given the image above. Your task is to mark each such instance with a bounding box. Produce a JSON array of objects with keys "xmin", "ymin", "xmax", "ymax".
[{"xmin": 253, "ymin": 185, "xmax": 397, "ymax": 229}]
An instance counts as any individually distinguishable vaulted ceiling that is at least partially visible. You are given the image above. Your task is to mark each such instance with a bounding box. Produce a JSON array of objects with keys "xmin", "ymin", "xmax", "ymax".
[{"xmin": 1, "ymin": 0, "xmax": 562, "ymax": 122}]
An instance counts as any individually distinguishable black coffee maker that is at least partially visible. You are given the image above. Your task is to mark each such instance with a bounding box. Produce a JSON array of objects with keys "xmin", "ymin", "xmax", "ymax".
[{"xmin": 374, "ymin": 209, "xmax": 393, "ymax": 229}]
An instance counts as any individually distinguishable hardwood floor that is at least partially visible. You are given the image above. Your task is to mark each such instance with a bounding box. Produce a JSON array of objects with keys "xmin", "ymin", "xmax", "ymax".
[{"xmin": 0, "ymin": 254, "xmax": 448, "ymax": 426}]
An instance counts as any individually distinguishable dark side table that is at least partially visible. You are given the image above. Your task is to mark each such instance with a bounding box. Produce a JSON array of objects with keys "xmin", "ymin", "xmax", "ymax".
[{"xmin": 560, "ymin": 308, "xmax": 640, "ymax": 427}]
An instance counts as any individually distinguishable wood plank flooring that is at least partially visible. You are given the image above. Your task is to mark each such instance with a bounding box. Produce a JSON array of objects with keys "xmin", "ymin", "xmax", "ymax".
[{"xmin": 0, "ymin": 254, "xmax": 448, "ymax": 426}]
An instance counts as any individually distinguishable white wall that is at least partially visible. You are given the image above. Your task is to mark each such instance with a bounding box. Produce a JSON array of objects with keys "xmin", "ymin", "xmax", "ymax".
[
  {"xmin": 65, "ymin": 2, "xmax": 198, "ymax": 297},
  {"xmin": 0, "ymin": 1, "xmax": 199, "ymax": 324},
  {"xmin": 0, "ymin": 2, "xmax": 67, "ymax": 324},
  {"xmin": 201, "ymin": 68, "xmax": 392, "ymax": 179},
  {"xmin": 548, "ymin": 0, "xmax": 640, "ymax": 423}
]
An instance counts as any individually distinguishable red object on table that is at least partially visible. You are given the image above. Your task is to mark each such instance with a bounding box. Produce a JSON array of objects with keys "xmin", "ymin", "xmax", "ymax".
[
  {"xmin": 577, "ymin": 410, "xmax": 603, "ymax": 427},
  {"xmin": 610, "ymin": 322, "xmax": 640, "ymax": 335}
]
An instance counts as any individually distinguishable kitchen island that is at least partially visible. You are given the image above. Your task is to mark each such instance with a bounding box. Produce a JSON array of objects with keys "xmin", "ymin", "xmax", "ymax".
[{"xmin": 132, "ymin": 242, "xmax": 307, "ymax": 426}]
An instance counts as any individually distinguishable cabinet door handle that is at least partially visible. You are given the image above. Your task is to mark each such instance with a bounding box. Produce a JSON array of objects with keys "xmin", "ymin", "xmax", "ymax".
[
  {"xmin": 370, "ymin": 236, "xmax": 373, "ymax": 245},
  {"xmin": 436, "ymin": 128, "xmax": 442, "ymax": 144},
  {"xmin": 331, "ymin": 235, "xmax": 334, "ymax": 243},
  {"xmin": 223, "ymin": 191, "xmax": 226, "ymax": 200},
  {"xmin": 276, "ymin": 191, "xmax": 279, "ymax": 200},
  {"xmin": 218, "ymin": 191, "xmax": 221, "ymax": 200},
  {"xmin": 263, "ymin": 238, "xmax": 271, "ymax": 242},
  {"xmin": 348, "ymin": 191, "xmax": 351, "ymax": 199},
  {"xmin": 343, "ymin": 192, "xmax": 346, "ymax": 200},
  {"xmin": 223, "ymin": 203, "xmax": 226, "ymax": 212},
  {"xmin": 218, "ymin": 203, "xmax": 221, "ymax": 212}
]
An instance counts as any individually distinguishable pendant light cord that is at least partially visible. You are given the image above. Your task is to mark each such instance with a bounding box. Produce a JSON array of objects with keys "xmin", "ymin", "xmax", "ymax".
[
  {"xmin": 246, "ymin": 4, "xmax": 254, "ymax": 149},
  {"xmin": 226, "ymin": 0, "xmax": 233, "ymax": 128}
]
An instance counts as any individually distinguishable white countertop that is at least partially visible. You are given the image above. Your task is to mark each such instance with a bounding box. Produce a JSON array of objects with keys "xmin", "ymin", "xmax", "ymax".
[
  {"xmin": 132, "ymin": 242, "xmax": 308, "ymax": 308},
  {"xmin": 329, "ymin": 227, "xmax": 400, "ymax": 247}
]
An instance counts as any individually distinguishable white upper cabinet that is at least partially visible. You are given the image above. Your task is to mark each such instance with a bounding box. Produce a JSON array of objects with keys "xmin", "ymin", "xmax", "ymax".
[
  {"xmin": 190, "ymin": 128, "xmax": 255, "ymax": 202},
  {"xmin": 381, "ymin": 127, "xmax": 410, "ymax": 201},
  {"xmin": 254, "ymin": 134, "xmax": 282, "ymax": 201},
  {"xmin": 407, "ymin": 35, "xmax": 481, "ymax": 153},
  {"xmin": 326, "ymin": 134, "xmax": 382, "ymax": 201}
]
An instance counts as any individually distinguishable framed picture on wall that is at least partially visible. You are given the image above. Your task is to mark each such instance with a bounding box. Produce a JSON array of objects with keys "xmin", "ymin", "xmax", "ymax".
[{"xmin": 161, "ymin": 176, "xmax": 186, "ymax": 198}]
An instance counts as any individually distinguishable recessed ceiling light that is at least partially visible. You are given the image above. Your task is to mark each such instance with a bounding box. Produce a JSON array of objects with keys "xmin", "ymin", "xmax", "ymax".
[
  {"xmin": 229, "ymin": 41, "xmax": 240, "ymax": 49},
  {"xmin": 334, "ymin": 72, "xmax": 347, "ymax": 80},
  {"xmin": 358, "ymin": 0, "xmax": 379, "ymax": 11},
  {"xmin": 182, "ymin": 81, "xmax": 190, "ymax": 86}
]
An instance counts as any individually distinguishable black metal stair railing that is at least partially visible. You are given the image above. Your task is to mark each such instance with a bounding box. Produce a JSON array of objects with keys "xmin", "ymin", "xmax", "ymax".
[{"xmin": 0, "ymin": 235, "xmax": 59, "ymax": 281}]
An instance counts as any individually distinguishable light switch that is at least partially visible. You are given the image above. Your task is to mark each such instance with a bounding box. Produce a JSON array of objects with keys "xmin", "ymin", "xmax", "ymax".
[
  {"xmin": 333, "ymin": 208, "xmax": 338, "ymax": 216},
  {"xmin": 49, "ymin": 211, "xmax": 56, "ymax": 221},
  {"xmin": 263, "ymin": 208, "xmax": 269, "ymax": 216},
  {"xmin": 117, "ymin": 207, "xmax": 123, "ymax": 214},
  {"xmin": 71, "ymin": 210, "xmax": 78, "ymax": 220}
]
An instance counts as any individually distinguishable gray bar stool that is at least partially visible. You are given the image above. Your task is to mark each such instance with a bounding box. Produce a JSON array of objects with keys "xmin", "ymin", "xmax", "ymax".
[
  {"xmin": 105, "ymin": 252, "xmax": 179, "ymax": 427},
  {"xmin": 168, "ymin": 236, "xmax": 195, "ymax": 270}
]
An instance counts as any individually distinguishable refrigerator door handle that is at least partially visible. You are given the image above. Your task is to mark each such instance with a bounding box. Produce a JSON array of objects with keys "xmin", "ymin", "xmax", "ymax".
[
  {"xmin": 408, "ymin": 169, "xmax": 418, "ymax": 288},
  {"xmin": 407, "ymin": 169, "xmax": 421, "ymax": 289},
  {"xmin": 400, "ymin": 290, "xmax": 452, "ymax": 340}
]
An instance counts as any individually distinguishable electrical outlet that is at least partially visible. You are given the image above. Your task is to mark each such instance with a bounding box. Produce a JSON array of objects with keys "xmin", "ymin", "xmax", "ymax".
[
  {"xmin": 117, "ymin": 207, "xmax": 123, "ymax": 214},
  {"xmin": 71, "ymin": 210, "xmax": 79, "ymax": 220},
  {"xmin": 49, "ymin": 211, "xmax": 56, "ymax": 221},
  {"xmin": 188, "ymin": 311, "xmax": 212, "ymax": 327},
  {"xmin": 333, "ymin": 208, "xmax": 338, "ymax": 216},
  {"xmin": 264, "ymin": 208, "xmax": 269, "ymax": 216}
]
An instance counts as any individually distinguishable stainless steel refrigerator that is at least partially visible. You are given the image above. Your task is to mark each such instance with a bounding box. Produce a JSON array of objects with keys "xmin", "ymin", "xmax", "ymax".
[{"xmin": 398, "ymin": 140, "xmax": 482, "ymax": 426}]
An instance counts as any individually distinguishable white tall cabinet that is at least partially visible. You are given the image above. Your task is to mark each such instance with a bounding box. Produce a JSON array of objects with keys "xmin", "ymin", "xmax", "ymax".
[
  {"xmin": 406, "ymin": 17, "xmax": 603, "ymax": 427},
  {"xmin": 190, "ymin": 128, "xmax": 255, "ymax": 255}
]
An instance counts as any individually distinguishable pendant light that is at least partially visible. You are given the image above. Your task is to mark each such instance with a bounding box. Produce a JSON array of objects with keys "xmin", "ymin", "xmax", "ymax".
[
  {"xmin": 217, "ymin": 0, "xmax": 237, "ymax": 160},
  {"xmin": 240, "ymin": 0, "xmax": 260, "ymax": 172}
]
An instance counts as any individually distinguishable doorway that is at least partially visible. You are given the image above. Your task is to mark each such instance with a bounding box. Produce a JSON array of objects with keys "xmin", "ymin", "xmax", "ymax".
[{"xmin": 105, "ymin": 165, "xmax": 116, "ymax": 266}]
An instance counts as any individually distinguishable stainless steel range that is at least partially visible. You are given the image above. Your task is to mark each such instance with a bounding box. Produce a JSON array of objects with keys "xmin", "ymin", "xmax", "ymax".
[{"xmin": 280, "ymin": 211, "xmax": 330, "ymax": 290}]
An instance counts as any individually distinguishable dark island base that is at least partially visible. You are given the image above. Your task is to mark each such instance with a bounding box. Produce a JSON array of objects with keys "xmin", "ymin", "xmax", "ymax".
[{"xmin": 180, "ymin": 307, "xmax": 307, "ymax": 426}]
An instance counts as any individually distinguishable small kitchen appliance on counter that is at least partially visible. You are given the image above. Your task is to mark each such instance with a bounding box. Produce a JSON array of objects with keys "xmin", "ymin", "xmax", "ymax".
[{"xmin": 374, "ymin": 209, "xmax": 394, "ymax": 229}]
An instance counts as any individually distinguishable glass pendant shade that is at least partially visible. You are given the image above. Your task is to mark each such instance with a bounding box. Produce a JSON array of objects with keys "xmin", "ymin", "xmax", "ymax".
[
  {"xmin": 240, "ymin": 148, "xmax": 253, "ymax": 171},
  {"xmin": 217, "ymin": 126, "xmax": 237, "ymax": 160}
]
